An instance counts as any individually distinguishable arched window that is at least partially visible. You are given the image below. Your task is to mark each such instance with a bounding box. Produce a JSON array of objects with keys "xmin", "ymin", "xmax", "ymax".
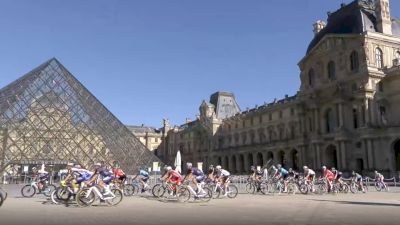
[
  {"xmin": 350, "ymin": 51, "xmax": 359, "ymax": 72},
  {"xmin": 325, "ymin": 108, "xmax": 335, "ymax": 133},
  {"xmin": 327, "ymin": 61, "xmax": 336, "ymax": 80},
  {"xmin": 375, "ymin": 48, "xmax": 383, "ymax": 69},
  {"xmin": 308, "ymin": 68, "xmax": 315, "ymax": 87},
  {"xmin": 396, "ymin": 51, "xmax": 400, "ymax": 59}
]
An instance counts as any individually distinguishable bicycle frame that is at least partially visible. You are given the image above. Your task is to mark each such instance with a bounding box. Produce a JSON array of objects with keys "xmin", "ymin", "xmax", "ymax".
[{"xmin": 86, "ymin": 185, "xmax": 116, "ymax": 200}]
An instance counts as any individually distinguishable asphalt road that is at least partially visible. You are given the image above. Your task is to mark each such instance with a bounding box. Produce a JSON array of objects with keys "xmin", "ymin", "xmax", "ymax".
[{"xmin": 1, "ymin": 185, "xmax": 400, "ymax": 225}]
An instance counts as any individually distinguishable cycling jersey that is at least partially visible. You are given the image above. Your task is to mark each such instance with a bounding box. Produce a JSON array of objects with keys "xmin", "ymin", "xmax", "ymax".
[
  {"xmin": 278, "ymin": 168, "xmax": 288, "ymax": 176},
  {"xmin": 187, "ymin": 167, "xmax": 205, "ymax": 182},
  {"xmin": 73, "ymin": 168, "xmax": 93, "ymax": 183},
  {"xmin": 324, "ymin": 169, "xmax": 334, "ymax": 181},
  {"xmin": 139, "ymin": 170, "xmax": 149, "ymax": 177},
  {"xmin": 353, "ymin": 173, "xmax": 362, "ymax": 182},
  {"xmin": 113, "ymin": 168, "xmax": 125, "ymax": 178},
  {"xmin": 305, "ymin": 169, "xmax": 316, "ymax": 176},
  {"xmin": 218, "ymin": 169, "xmax": 230, "ymax": 177}
]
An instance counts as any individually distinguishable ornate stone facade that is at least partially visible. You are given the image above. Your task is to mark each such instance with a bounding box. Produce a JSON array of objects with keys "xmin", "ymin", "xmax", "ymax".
[{"xmin": 161, "ymin": 0, "xmax": 400, "ymax": 176}]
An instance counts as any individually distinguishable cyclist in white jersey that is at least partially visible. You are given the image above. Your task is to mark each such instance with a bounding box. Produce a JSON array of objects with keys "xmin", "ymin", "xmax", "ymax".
[{"xmin": 215, "ymin": 165, "xmax": 230, "ymax": 196}]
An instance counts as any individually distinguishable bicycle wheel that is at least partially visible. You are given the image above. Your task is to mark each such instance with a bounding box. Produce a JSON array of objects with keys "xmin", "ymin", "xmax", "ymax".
[
  {"xmin": 350, "ymin": 183, "xmax": 358, "ymax": 194},
  {"xmin": 123, "ymin": 184, "xmax": 135, "ymax": 196},
  {"xmin": 56, "ymin": 186, "xmax": 72, "ymax": 201},
  {"xmin": 76, "ymin": 188, "xmax": 95, "ymax": 207},
  {"xmin": 153, "ymin": 185, "xmax": 166, "ymax": 198},
  {"xmin": 43, "ymin": 184, "xmax": 56, "ymax": 197},
  {"xmin": 0, "ymin": 192, "xmax": 4, "ymax": 207},
  {"xmin": 227, "ymin": 184, "xmax": 238, "ymax": 198},
  {"xmin": 212, "ymin": 186, "xmax": 221, "ymax": 199},
  {"xmin": 176, "ymin": 187, "xmax": 190, "ymax": 203},
  {"xmin": 50, "ymin": 189, "xmax": 61, "ymax": 204},
  {"xmin": 259, "ymin": 182, "xmax": 268, "ymax": 195},
  {"xmin": 316, "ymin": 184, "xmax": 327, "ymax": 195},
  {"xmin": 340, "ymin": 183, "xmax": 349, "ymax": 194},
  {"xmin": 287, "ymin": 183, "xmax": 297, "ymax": 195},
  {"xmin": 199, "ymin": 187, "xmax": 212, "ymax": 202},
  {"xmin": 107, "ymin": 189, "xmax": 123, "ymax": 206},
  {"xmin": 21, "ymin": 185, "xmax": 36, "ymax": 198},
  {"xmin": 245, "ymin": 183, "xmax": 255, "ymax": 194},
  {"xmin": 375, "ymin": 182, "xmax": 382, "ymax": 192},
  {"xmin": 299, "ymin": 184, "xmax": 308, "ymax": 194}
]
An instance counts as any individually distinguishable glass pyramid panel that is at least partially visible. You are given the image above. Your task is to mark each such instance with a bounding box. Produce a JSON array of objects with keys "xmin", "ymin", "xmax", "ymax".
[{"xmin": 0, "ymin": 58, "xmax": 160, "ymax": 174}]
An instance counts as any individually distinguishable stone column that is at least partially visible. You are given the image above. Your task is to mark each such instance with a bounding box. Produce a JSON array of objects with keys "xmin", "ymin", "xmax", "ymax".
[
  {"xmin": 340, "ymin": 141, "xmax": 347, "ymax": 170},
  {"xmin": 367, "ymin": 139, "xmax": 374, "ymax": 170},
  {"xmin": 337, "ymin": 102, "xmax": 344, "ymax": 128},
  {"xmin": 315, "ymin": 144, "xmax": 321, "ymax": 168},
  {"xmin": 365, "ymin": 98, "xmax": 371, "ymax": 126}
]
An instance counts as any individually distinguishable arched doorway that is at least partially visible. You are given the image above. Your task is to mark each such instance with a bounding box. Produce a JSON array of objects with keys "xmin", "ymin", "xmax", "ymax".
[
  {"xmin": 257, "ymin": 152, "xmax": 263, "ymax": 167},
  {"xmin": 266, "ymin": 151, "xmax": 274, "ymax": 165},
  {"xmin": 224, "ymin": 156, "xmax": 229, "ymax": 170},
  {"xmin": 325, "ymin": 145, "xmax": 338, "ymax": 168},
  {"xmin": 278, "ymin": 151, "xmax": 285, "ymax": 167},
  {"xmin": 394, "ymin": 140, "xmax": 400, "ymax": 171},
  {"xmin": 239, "ymin": 154, "xmax": 245, "ymax": 174},
  {"xmin": 217, "ymin": 157, "xmax": 222, "ymax": 166},
  {"xmin": 231, "ymin": 155, "xmax": 237, "ymax": 173},
  {"xmin": 291, "ymin": 149, "xmax": 299, "ymax": 170}
]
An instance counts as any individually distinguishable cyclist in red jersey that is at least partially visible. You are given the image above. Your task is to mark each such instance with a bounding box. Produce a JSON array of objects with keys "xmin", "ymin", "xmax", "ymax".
[
  {"xmin": 322, "ymin": 166, "xmax": 334, "ymax": 192},
  {"xmin": 165, "ymin": 166, "xmax": 182, "ymax": 192}
]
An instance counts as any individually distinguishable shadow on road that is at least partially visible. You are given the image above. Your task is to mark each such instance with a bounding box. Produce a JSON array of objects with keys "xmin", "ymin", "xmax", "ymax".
[{"xmin": 310, "ymin": 199, "xmax": 400, "ymax": 207}]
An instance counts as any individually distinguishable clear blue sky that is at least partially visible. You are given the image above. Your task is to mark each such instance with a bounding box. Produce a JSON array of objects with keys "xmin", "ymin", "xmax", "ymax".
[{"xmin": 1, "ymin": 0, "xmax": 399, "ymax": 127}]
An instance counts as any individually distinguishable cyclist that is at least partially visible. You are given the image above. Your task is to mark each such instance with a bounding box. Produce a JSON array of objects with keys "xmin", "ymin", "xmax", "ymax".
[
  {"xmin": 72, "ymin": 165, "xmax": 93, "ymax": 192},
  {"xmin": 271, "ymin": 165, "xmax": 279, "ymax": 179},
  {"xmin": 207, "ymin": 165, "xmax": 215, "ymax": 181},
  {"xmin": 215, "ymin": 165, "xmax": 230, "ymax": 196},
  {"xmin": 184, "ymin": 163, "xmax": 206, "ymax": 198},
  {"xmin": 32, "ymin": 166, "xmax": 50, "ymax": 191},
  {"xmin": 250, "ymin": 166, "xmax": 263, "ymax": 191},
  {"xmin": 277, "ymin": 164, "xmax": 289, "ymax": 192},
  {"xmin": 321, "ymin": 166, "xmax": 334, "ymax": 192},
  {"xmin": 331, "ymin": 167, "xmax": 343, "ymax": 185},
  {"xmin": 112, "ymin": 162, "xmax": 126, "ymax": 184},
  {"xmin": 351, "ymin": 171, "xmax": 365, "ymax": 193},
  {"xmin": 288, "ymin": 168, "xmax": 299, "ymax": 179},
  {"xmin": 132, "ymin": 167, "xmax": 150, "ymax": 193},
  {"xmin": 165, "ymin": 166, "xmax": 182, "ymax": 194},
  {"xmin": 88, "ymin": 163, "xmax": 113, "ymax": 196},
  {"xmin": 374, "ymin": 170, "xmax": 387, "ymax": 190},
  {"xmin": 303, "ymin": 166, "xmax": 316, "ymax": 192}
]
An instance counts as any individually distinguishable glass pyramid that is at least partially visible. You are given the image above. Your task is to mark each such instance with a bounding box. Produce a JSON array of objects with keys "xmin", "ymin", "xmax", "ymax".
[{"xmin": 0, "ymin": 58, "xmax": 160, "ymax": 174}]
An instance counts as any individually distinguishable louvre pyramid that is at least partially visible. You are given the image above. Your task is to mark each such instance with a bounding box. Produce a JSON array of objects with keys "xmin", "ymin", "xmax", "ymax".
[{"xmin": 0, "ymin": 58, "xmax": 160, "ymax": 174}]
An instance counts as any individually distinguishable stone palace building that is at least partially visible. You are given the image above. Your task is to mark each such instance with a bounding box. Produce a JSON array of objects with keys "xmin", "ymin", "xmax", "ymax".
[{"xmin": 160, "ymin": 0, "xmax": 400, "ymax": 176}]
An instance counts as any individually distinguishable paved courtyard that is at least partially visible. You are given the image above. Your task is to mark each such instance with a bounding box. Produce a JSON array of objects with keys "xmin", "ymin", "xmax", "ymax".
[{"xmin": 1, "ymin": 185, "xmax": 400, "ymax": 225}]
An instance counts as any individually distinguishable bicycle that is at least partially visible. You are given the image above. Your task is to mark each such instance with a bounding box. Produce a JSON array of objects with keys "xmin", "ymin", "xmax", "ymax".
[
  {"xmin": 125, "ymin": 178, "xmax": 152, "ymax": 196},
  {"xmin": 184, "ymin": 180, "xmax": 212, "ymax": 202},
  {"xmin": 21, "ymin": 178, "xmax": 56, "ymax": 198},
  {"xmin": 286, "ymin": 177, "xmax": 298, "ymax": 195},
  {"xmin": 331, "ymin": 179, "xmax": 349, "ymax": 194},
  {"xmin": 245, "ymin": 177, "xmax": 268, "ymax": 195},
  {"xmin": 155, "ymin": 181, "xmax": 191, "ymax": 202},
  {"xmin": 76, "ymin": 183, "xmax": 123, "ymax": 207},
  {"xmin": 374, "ymin": 179, "xmax": 389, "ymax": 192},
  {"xmin": 268, "ymin": 177, "xmax": 284, "ymax": 195},
  {"xmin": 349, "ymin": 179, "xmax": 366, "ymax": 194},
  {"xmin": 209, "ymin": 178, "xmax": 238, "ymax": 199}
]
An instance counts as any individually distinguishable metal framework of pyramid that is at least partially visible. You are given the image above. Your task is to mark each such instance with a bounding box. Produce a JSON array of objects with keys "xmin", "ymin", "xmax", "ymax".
[{"xmin": 0, "ymin": 58, "xmax": 160, "ymax": 174}]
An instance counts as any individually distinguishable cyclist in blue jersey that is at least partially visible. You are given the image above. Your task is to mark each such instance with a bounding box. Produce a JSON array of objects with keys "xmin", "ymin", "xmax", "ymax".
[
  {"xmin": 277, "ymin": 164, "xmax": 289, "ymax": 192},
  {"xmin": 351, "ymin": 171, "xmax": 365, "ymax": 193},
  {"xmin": 88, "ymin": 163, "xmax": 113, "ymax": 196},
  {"xmin": 184, "ymin": 162, "xmax": 206, "ymax": 198},
  {"xmin": 132, "ymin": 166, "xmax": 150, "ymax": 193}
]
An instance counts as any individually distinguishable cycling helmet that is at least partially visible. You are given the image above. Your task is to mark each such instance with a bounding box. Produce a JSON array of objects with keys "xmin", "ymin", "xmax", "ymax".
[
  {"xmin": 186, "ymin": 162, "xmax": 193, "ymax": 168},
  {"xmin": 288, "ymin": 168, "xmax": 293, "ymax": 172},
  {"xmin": 303, "ymin": 166, "xmax": 308, "ymax": 170},
  {"xmin": 277, "ymin": 164, "xmax": 282, "ymax": 168},
  {"xmin": 209, "ymin": 165, "xmax": 214, "ymax": 169},
  {"xmin": 163, "ymin": 165, "xmax": 169, "ymax": 171},
  {"xmin": 166, "ymin": 166, "xmax": 172, "ymax": 171},
  {"xmin": 94, "ymin": 162, "xmax": 101, "ymax": 167},
  {"xmin": 74, "ymin": 164, "xmax": 81, "ymax": 169},
  {"xmin": 352, "ymin": 171, "xmax": 356, "ymax": 175},
  {"xmin": 374, "ymin": 170, "xmax": 378, "ymax": 174},
  {"xmin": 67, "ymin": 162, "xmax": 74, "ymax": 167},
  {"xmin": 32, "ymin": 167, "xmax": 37, "ymax": 171},
  {"xmin": 331, "ymin": 167, "xmax": 336, "ymax": 171},
  {"xmin": 322, "ymin": 166, "xmax": 327, "ymax": 170},
  {"xmin": 250, "ymin": 166, "xmax": 256, "ymax": 171},
  {"xmin": 216, "ymin": 165, "xmax": 222, "ymax": 170}
]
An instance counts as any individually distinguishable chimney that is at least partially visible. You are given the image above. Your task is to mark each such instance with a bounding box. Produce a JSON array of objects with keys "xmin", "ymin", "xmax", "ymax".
[
  {"xmin": 375, "ymin": 0, "xmax": 392, "ymax": 35},
  {"xmin": 313, "ymin": 20, "xmax": 326, "ymax": 35}
]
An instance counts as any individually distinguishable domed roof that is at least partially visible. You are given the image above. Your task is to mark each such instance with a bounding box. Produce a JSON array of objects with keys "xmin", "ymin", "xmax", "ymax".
[{"xmin": 307, "ymin": 1, "xmax": 400, "ymax": 54}]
